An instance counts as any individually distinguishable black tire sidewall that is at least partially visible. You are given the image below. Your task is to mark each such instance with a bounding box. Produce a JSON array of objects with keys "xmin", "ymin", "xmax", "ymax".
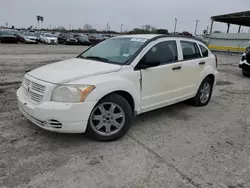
[
  {"xmin": 86, "ymin": 94, "xmax": 133, "ymax": 141},
  {"xmin": 242, "ymin": 69, "xmax": 250, "ymax": 77}
]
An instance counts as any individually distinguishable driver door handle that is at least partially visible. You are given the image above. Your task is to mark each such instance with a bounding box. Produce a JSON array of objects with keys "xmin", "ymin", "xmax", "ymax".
[
  {"xmin": 199, "ymin": 61, "xmax": 206, "ymax": 65},
  {"xmin": 172, "ymin": 66, "xmax": 182, "ymax": 70}
]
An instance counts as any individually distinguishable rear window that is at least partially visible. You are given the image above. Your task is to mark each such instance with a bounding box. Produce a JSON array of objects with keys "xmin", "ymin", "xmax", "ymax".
[{"xmin": 199, "ymin": 44, "xmax": 209, "ymax": 57}]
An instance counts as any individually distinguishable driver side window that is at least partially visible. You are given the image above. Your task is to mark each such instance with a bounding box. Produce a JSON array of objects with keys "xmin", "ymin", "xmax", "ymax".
[{"xmin": 143, "ymin": 40, "xmax": 178, "ymax": 65}]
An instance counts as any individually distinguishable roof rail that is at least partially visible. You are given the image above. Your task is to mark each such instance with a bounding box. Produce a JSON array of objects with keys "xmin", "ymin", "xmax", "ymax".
[{"xmin": 153, "ymin": 34, "xmax": 207, "ymax": 45}]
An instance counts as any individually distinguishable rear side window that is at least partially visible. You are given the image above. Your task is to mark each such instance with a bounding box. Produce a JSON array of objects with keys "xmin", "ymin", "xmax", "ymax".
[
  {"xmin": 199, "ymin": 44, "xmax": 209, "ymax": 57},
  {"xmin": 181, "ymin": 41, "xmax": 201, "ymax": 60}
]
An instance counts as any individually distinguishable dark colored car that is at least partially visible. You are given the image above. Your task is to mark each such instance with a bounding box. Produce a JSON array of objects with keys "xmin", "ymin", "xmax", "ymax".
[
  {"xmin": 58, "ymin": 33, "xmax": 77, "ymax": 45},
  {"xmin": 87, "ymin": 34, "xmax": 104, "ymax": 45},
  {"xmin": 239, "ymin": 47, "xmax": 250, "ymax": 76},
  {"xmin": 75, "ymin": 35, "xmax": 91, "ymax": 45},
  {"xmin": 0, "ymin": 30, "xmax": 18, "ymax": 43}
]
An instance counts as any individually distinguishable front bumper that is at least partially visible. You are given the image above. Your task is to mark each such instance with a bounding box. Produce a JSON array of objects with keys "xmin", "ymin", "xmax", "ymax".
[
  {"xmin": 25, "ymin": 39, "xmax": 38, "ymax": 44},
  {"xmin": 17, "ymin": 87, "xmax": 97, "ymax": 133}
]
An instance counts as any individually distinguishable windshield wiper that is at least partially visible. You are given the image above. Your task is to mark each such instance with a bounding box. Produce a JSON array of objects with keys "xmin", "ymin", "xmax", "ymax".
[{"xmin": 84, "ymin": 56, "xmax": 110, "ymax": 63}]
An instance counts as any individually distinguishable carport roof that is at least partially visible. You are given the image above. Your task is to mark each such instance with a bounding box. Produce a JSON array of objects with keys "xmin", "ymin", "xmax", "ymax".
[{"xmin": 211, "ymin": 11, "xmax": 250, "ymax": 27}]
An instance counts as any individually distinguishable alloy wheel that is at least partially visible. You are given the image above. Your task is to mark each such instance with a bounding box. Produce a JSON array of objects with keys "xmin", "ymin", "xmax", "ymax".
[
  {"xmin": 200, "ymin": 82, "xmax": 211, "ymax": 104},
  {"xmin": 90, "ymin": 102, "xmax": 126, "ymax": 136}
]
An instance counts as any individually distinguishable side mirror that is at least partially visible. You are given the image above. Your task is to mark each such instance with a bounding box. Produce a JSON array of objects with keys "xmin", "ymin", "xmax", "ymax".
[
  {"xmin": 246, "ymin": 51, "xmax": 250, "ymax": 63},
  {"xmin": 139, "ymin": 58, "xmax": 160, "ymax": 69}
]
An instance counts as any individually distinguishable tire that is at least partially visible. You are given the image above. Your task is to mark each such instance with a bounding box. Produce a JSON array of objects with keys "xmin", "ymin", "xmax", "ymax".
[
  {"xmin": 190, "ymin": 77, "xmax": 213, "ymax": 107},
  {"xmin": 86, "ymin": 94, "xmax": 133, "ymax": 141},
  {"xmin": 242, "ymin": 70, "xmax": 250, "ymax": 77}
]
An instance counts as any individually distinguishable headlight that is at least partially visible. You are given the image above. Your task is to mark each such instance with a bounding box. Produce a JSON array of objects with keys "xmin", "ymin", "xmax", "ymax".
[{"xmin": 51, "ymin": 85, "xmax": 95, "ymax": 103}]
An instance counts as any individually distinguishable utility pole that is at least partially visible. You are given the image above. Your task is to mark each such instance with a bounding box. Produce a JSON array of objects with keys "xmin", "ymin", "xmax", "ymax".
[
  {"xmin": 120, "ymin": 24, "xmax": 123, "ymax": 33},
  {"xmin": 174, "ymin": 18, "xmax": 177, "ymax": 33},
  {"xmin": 194, "ymin": 20, "xmax": 199, "ymax": 35}
]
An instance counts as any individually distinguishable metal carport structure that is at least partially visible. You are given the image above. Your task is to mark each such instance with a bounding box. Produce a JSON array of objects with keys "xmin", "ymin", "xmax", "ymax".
[{"xmin": 209, "ymin": 11, "xmax": 250, "ymax": 39}]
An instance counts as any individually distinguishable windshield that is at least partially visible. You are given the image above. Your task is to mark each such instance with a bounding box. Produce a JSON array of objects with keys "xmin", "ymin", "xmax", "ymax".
[
  {"xmin": 0, "ymin": 30, "xmax": 14, "ymax": 35},
  {"xmin": 79, "ymin": 37, "xmax": 147, "ymax": 64},
  {"xmin": 44, "ymin": 33, "xmax": 56, "ymax": 37}
]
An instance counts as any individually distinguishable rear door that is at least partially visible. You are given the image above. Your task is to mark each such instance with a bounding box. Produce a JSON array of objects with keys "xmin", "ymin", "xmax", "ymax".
[{"xmin": 179, "ymin": 40, "xmax": 203, "ymax": 96}]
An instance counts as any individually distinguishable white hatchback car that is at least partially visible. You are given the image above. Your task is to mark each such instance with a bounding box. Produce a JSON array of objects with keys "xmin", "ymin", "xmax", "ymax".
[{"xmin": 17, "ymin": 34, "xmax": 218, "ymax": 141}]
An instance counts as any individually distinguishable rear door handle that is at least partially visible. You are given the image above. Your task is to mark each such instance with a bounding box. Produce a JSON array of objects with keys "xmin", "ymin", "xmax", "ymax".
[
  {"xmin": 199, "ymin": 61, "xmax": 205, "ymax": 65},
  {"xmin": 172, "ymin": 66, "xmax": 182, "ymax": 70}
]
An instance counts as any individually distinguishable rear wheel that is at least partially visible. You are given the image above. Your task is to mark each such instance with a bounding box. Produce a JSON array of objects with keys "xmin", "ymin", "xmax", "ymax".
[
  {"xmin": 191, "ymin": 77, "xmax": 213, "ymax": 107},
  {"xmin": 242, "ymin": 70, "xmax": 250, "ymax": 77},
  {"xmin": 86, "ymin": 94, "xmax": 132, "ymax": 141}
]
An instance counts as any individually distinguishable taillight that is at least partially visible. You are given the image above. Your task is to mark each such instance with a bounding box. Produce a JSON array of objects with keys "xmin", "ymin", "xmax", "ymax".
[{"xmin": 215, "ymin": 55, "xmax": 218, "ymax": 68}]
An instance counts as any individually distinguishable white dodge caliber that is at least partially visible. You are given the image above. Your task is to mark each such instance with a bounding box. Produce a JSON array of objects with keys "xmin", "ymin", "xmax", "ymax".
[{"xmin": 17, "ymin": 34, "xmax": 218, "ymax": 141}]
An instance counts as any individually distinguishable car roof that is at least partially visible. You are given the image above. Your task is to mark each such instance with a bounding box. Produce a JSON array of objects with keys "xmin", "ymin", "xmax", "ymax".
[
  {"xmin": 114, "ymin": 34, "xmax": 207, "ymax": 45},
  {"xmin": 115, "ymin": 34, "xmax": 160, "ymax": 39}
]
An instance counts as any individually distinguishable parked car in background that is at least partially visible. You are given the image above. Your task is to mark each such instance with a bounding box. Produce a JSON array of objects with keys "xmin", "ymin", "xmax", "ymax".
[
  {"xmin": 88, "ymin": 34, "xmax": 104, "ymax": 45},
  {"xmin": 0, "ymin": 29, "xmax": 18, "ymax": 43},
  {"xmin": 102, "ymin": 34, "xmax": 112, "ymax": 39},
  {"xmin": 239, "ymin": 46, "xmax": 250, "ymax": 76},
  {"xmin": 17, "ymin": 34, "xmax": 218, "ymax": 141},
  {"xmin": 19, "ymin": 32, "xmax": 39, "ymax": 44},
  {"xmin": 75, "ymin": 34, "xmax": 91, "ymax": 45},
  {"xmin": 58, "ymin": 33, "xmax": 77, "ymax": 45},
  {"xmin": 40, "ymin": 33, "xmax": 58, "ymax": 44},
  {"xmin": 34, "ymin": 31, "xmax": 42, "ymax": 41}
]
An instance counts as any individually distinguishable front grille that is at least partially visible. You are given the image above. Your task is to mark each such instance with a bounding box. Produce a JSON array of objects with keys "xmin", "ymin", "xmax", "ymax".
[{"xmin": 22, "ymin": 77, "xmax": 45, "ymax": 102}]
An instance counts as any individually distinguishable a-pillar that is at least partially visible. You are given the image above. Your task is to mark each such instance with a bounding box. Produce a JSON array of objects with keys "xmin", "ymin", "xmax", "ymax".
[{"xmin": 227, "ymin": 23, "xmax": 230, "ymax": 33}]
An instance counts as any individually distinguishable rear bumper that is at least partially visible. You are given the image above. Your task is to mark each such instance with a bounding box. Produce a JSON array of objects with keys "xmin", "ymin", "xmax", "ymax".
[
  {"xmin": 17, "ymin": 87, "xmax": 97, "ymax": 133},
  {"xmin": 1, "ymin": 38, "xmax": 18, "ymax": 43}
]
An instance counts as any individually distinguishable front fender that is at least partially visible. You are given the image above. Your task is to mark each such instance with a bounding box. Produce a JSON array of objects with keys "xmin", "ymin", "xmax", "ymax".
[{"xmin": 69, "ymin": 73, "xmax": 141, "ymax": 111}]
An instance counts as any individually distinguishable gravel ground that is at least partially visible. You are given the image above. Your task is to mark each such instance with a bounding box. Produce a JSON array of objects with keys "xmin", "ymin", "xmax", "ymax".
[{"xmin": 0, "ymin": 44, "xmax": 249, "ymax": 188}]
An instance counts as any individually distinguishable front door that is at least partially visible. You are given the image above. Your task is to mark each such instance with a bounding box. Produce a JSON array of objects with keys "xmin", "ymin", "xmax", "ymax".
[{"xmin": 139, "ymin": 40, "xmax": 184, "ymax": 113}]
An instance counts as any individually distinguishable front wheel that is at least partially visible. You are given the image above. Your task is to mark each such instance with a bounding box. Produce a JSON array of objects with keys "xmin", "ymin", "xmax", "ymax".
[
  {"xmin": 86, "ymin": 94, "xmax": 133, "ymax": 141},
  {"xmin": 191, "ymin": 77, "xmax": 213, "ymax": 107}
]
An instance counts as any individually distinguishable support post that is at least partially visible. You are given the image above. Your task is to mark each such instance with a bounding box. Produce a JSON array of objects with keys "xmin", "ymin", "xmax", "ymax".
[
  {"xmin": 238, "ymin": 25, "xmax": 242, "ymax": 33},
  {"xmin": 227, "ymin": 23, "xmax": 230, "ymax": 33},
  {"xmin": 208, "ymin": 20, "xmax": 214, "ymax": 45}
]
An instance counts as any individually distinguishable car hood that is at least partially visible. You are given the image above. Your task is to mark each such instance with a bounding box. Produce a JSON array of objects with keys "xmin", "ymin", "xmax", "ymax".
[
  {"xmin": 25, "ymin": 36, "xmax": 37, "ymax": 39},
  {"xmin": 28, "ymin": 58, "xmax": 122, "ymax": 84},
  {"xmin": 46, "ymin": 37, "xmax": 57, "ymax": 40}
]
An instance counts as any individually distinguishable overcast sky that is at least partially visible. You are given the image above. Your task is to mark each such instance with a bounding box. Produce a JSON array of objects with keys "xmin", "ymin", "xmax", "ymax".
[{"xmin": 1, "ymin": 0, "xmax": 250, "ymax": 33}]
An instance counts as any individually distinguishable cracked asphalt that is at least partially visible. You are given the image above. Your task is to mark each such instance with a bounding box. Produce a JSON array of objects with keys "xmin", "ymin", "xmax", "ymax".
[{"xmin": 0, "ymin": 44, "xmax": 249, "ymax": 188}]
